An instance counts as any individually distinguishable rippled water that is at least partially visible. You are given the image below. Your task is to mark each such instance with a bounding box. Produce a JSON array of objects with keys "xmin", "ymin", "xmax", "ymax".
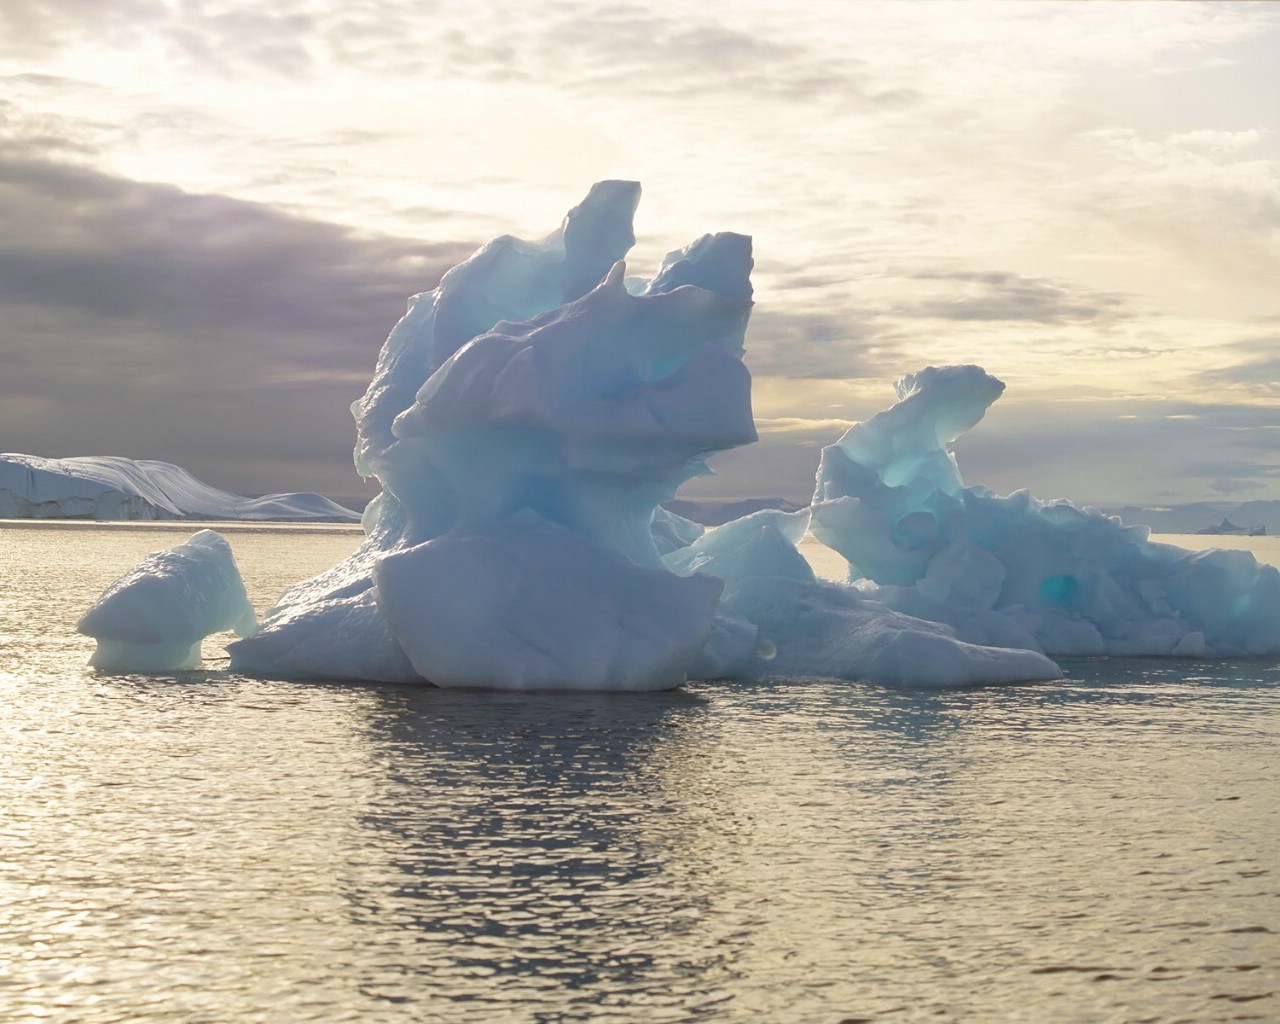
[{"xmin": 2, "ymin": 523, "xmax": 1277, "ymax": 1023}]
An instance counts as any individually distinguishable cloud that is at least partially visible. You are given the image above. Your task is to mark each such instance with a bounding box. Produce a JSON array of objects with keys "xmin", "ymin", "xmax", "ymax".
[
  {"xmin": 680, "ymin": 387, "xmax": 1280, "ymax": 507},
  {"xmin": 530, "ymin": 6, "xmax": 907, "ymax": 106},
  {"xmin": 0, "ymin": 147, "xmax": 464, "ymax": 338},
  {"xmin": 1173, "ymin": 459, "xmax": 1280, "ymax": 496},
  {"xmin": 0, "ymin": 0, "xmax": 321, "ymax": 78},
  {"xmin": 1194, "ymin": 334, "xmax": 1280, "ymax": 395},
  {"xmin": 742, "ymin": 305, "xmax": 920, "ymax": 383},
  {"xmin": 1066, "ymin": 124, "xmax": 1280, "ymax": 301},
  {"xmin": 950, "ymin": 394, "xmax": 1280, "ymax": 504},
  {"xmin": 0, "ymin": 140, "xmax": 474, "ymax": 495},
  {"xmin": 270, "ymin": 0, "xmax": 925, "ymax": 116},
  {"xmin": 896, "ymin": 270, "xmax": 1131, "ymax": 325},
  {"xmin": 755, "ymin": 416, "xmax": 858, "ymax": 437},
  {"xmin": 0, "ymin": 1, "xmax": 164, "ymax": 59}
]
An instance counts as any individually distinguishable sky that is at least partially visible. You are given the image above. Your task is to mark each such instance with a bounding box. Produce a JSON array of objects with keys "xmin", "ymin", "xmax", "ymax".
[{"xmin": 2, "ymin": 0, "xmax": 1278, "ymax": 508}]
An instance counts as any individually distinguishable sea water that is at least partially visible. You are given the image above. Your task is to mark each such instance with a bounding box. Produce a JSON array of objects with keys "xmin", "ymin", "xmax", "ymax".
[{"xmin": 1, "ymin": 522, "xmax": 1277, "ymax": 1023}]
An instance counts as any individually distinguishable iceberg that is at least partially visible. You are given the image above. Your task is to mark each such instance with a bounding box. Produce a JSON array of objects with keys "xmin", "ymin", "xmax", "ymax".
[
  {"xmin": 77, "ymin": 530, "xmax": 257, "ymax": 671},
  {"xmin": 375, "ymin": 514, "xmax": 723, "ymax": 691},
  {"xmin": 809, "ymin": 365, "xmax": 1280, "ymax": 658},
  {"xmin": 82, "ymin": 183, "xmax": 1277, "ymax": 690},
  {"xmin": 224, "ymin": 183, "xmax": 1061, "ymax": 690},
  {"xmin": 229, "ymin": 181, "xmax": 764, "ymax": 689},
  {"xmin": 0, "ymin": 453, "xmax": 359, "ymax": 522}
]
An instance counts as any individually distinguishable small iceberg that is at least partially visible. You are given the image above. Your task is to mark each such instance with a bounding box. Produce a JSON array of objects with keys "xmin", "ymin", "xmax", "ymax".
[{"xmin": 77, "ymin": 530, "xmax": 257, "ymax": 672}]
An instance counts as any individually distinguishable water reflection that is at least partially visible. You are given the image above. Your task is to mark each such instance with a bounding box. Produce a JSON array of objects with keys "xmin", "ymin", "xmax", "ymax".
[
  {"xmin": 343, "ymin": 687, "xmax": 743, "ymax": 1020},
  {"xmin": 2, "ymin": 525, "xmax": 1277, "ymax": 1023}
]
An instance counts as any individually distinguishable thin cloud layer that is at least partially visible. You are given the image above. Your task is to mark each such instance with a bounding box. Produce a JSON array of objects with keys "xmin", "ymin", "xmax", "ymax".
[{"xmin": 899, "ymin": 271, "xmax": 1131, "ymax": 325}]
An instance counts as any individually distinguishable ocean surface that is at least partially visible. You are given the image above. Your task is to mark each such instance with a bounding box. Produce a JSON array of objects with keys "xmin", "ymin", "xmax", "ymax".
[{"xmin": 1, "ymin": 521, "xmax": 1277, "ymax": 1023}]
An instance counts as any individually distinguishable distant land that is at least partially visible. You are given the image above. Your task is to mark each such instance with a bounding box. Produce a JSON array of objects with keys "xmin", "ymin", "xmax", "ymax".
[
  {"xmin": 1100, "ymin": 502, "xmax": 1276, "ymax": 537},
  {"xmin": 1, "ymin": 454, "xmax": 360, "ymax": 523}
]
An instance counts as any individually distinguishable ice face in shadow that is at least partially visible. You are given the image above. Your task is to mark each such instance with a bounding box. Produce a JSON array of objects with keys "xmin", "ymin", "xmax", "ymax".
[
  {"xmin": 77, "ymin": 530, "xmax": 257, "ymax": 671},
  {"xmin": 375, "ymin": 513, "xmax": 723, "ymax": 691},
  {"xmin": 810, "ymin": 365, "xmax": 1280, "ymax": 657},
  {"xmin": 229, "ymin": 182, "xmax": 758, "ymax": 690}
]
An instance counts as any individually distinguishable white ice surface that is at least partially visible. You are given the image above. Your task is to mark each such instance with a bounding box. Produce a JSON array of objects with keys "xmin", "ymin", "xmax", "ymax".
[{"xmin": 1, "ymin": 453, "xmax": 358, "ymax": 522}]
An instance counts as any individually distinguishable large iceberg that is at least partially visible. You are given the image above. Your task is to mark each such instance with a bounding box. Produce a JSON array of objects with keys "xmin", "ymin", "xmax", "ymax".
[
  {"xmin": 809, "ymin": 365, "xmax": 1280, "ymax": 658},
  {"xmin": 228, "ymin": 181, "xmax": 762, "ymax": 689},
  {"xmin": 77, "ymin": 529, "xmax": 257, "ymax": 671},
  {"xmin": 0, "ymin": 453, "xmax": 359, "ymax": 521},
  {"xmin": 80, "ymin": 183, "xmax": 1280, "ymax": 688},
  {"xmin": 223, "ymin": 182, "xmax": 1059, "ymax": 689}
]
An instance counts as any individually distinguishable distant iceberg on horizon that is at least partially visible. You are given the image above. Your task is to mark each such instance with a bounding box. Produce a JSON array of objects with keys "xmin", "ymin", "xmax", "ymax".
[{"xmin": 1, "ymin": 452, "xmax": 359, "ymax": 522}]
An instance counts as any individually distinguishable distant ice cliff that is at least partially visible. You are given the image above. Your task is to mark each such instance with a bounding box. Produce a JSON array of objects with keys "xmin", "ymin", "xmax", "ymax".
[{"xmin": 1, "ymin": 453, "xmax": 359, "ymax": 522}]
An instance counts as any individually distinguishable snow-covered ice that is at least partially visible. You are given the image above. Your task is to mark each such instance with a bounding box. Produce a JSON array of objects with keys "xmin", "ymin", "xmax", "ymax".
[
  {"xmin": 1, "ymin": 453, "xmax": 359, "ymax": 521},
  {"xmin": 77, "ymin": 530, "xmax": 257, "ymax": 672}
]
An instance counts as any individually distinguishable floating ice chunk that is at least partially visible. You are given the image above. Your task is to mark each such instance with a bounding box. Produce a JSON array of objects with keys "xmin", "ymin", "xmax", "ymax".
[
  {"xmin": 77, "ymin": 530, "xmax": 257, "ymax": 671},
  {"xmin": 373, "ymin": 514, "xmax": 723, "ymax": 691},
  {"xmin": 92, "ymin": 186, "xmax": 1265, "ymax": 689},
  {"xmin": 666, "ymin": 505, "xmax": 1060, "ymax": 686},
  {"xmin": 227, "ymin": 589, "xmax": 419, "ymax": 683},
  {"xmin": 811, "ymin": 366, "xmax": 1280, "ymax": 658},
  {"xmin": 651, "ymin": 506, "xmax": 705, "ymax": 556},
  {"xmin": 350, "ymin": 180, "xmax": 644, "ymax": 487},
  {"xmin": 687, "ymin": 609, "xmax": 762, "ymax": 681},
  {"xmin": 665, "ymin": 508, "xmax": 814, "ymax": 586},
  {"xmin": 388, "ymin": 260, "xmax": 755, "ymax": 561},
  {"xmin": 815, "ymin": 365, "xmax": 1002, "ymax": 507}
]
